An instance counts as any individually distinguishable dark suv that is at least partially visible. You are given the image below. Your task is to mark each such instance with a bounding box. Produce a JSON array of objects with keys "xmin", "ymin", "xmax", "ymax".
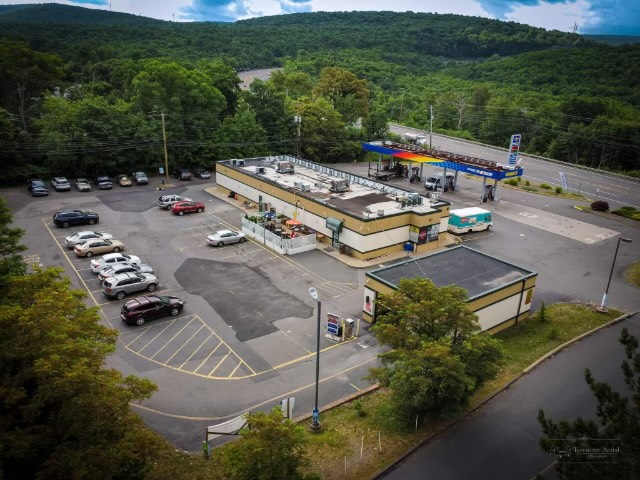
[
  {"xmin": 27, "ymin": 179, "xmax": 49, "ymax": 196},
  {"xmin": 94, "ymin": 174, "xmax": 113, "ymax": 189},
  {"xmin": 173, "ymin": 168, "xmax": 193, "ymax": 181},
  {"xmin": 120, "ymin": 295, "xmax": 184, "ymax": 326},
  {"xmin": 53, "ymin": 210, "xmax": 100, "ymax": 228}
]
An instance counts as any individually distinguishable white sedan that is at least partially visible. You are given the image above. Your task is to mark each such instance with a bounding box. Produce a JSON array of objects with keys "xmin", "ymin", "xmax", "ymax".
[
  {"xmin": 64, "ymin": 230, "xmax": 113, "ymax": 248},
  {"xmin": 206, "ymin": 229, "xmax": 247, "ymax": 247},
  {"xmin": 90, "ymin": 253, "xmax": 141, "ymax": 273}
]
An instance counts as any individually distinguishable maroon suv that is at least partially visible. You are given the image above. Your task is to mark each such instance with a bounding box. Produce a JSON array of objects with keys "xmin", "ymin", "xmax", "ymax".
[
  {"xmin": 170, "ymin": 201, "xmax": 205, "ymax": 216},
  {"xmin": 120, "ymin": 295, "xmax": 184, "ymax": 326}
]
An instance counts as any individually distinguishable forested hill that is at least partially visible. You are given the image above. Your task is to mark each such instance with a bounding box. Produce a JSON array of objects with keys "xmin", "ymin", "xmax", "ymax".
[
  {"xmin": 0, "ymin": 3, "xmax": 162, "ymax": 25},
  {"xmin": 0, "ymin": 5, "xmax": 589, "ymax": 67}
]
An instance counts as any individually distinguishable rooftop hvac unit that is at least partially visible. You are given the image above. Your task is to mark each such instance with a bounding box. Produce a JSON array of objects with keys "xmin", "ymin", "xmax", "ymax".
[
  {"xmin": 329, "ymin": 179, "xmax": 349, "ymax": 193},
  {"xmin": 377, "ymin": 209, "xmax": 385, "ymax": 216},
  {"xmin": 257, "ymin": 167, "xmax": 265, "ymax": 174},
  {"xmin": 301, "ymin": 183, "xmax": 311, "ymax": 192},
  {"xmin": 276, "ymin": 161, "xmax": 294, "ymax": 174},
  {"xmin": 237, "ymin": 160, "xmax": 246, "ymax": 166},
  {"xmin": 294, "ymin": 181, "xmax": 303, "ymax": 189}
]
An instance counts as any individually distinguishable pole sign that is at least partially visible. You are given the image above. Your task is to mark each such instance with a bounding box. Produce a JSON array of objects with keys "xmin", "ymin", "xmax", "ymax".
[
  {"xmin": 559, "ymin": 172, "xmax": 568, "ymax": 190},
  {"xmin": 327, "ymin": 313, "xmax": 340, "ymax": 335},
  {"xmin": 507, "ymin": 134, "xmax": 521, "ymax": 167}
]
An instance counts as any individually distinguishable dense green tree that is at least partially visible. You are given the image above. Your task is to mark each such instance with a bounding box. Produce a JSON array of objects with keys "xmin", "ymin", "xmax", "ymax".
[
  {"xmin": 537, "ymin": 328, "xmax": 640, "ymax": 479},
  {"xmin": 197, "ymin": 59, "xmax": 242, "ymax": 116},
  {"xmin": 362, "ymin": 105, "xmax": 389, "ymax": 140},
  {"xmin": 244, "ymin": 80, "xmax": 294, "ymax": 146},
  {"xmin": 0, "ymin": 195, "xmax": 26, "ymax": 290},
  {"xmin": 0, "ymin": 40, "xmax": 64, "ymax": 129},
  {"xmin": 215, "ymin": 104, "xmax": 268, "ymax": 159},
  {"xmin": 369, "ymin": 278, "xmax": 503, "ymax": 420},
  {"xmin": 0, "ymin": 267, "xmax": 159, "ymax": 479},
  {"xmin": 294, "ymin": 97, "xmax": 346, "ymax": 163},
  {"xmin": 35, "ymin": 94, "xmax": 156, "ymax": 175},
  {"xmin": 223, "ymin": 408, "xmax": 311, "ymax": 480},
  {"xmin": 131, "ymin": 60, "xmax": 226, "ymax": 166},
  {"xmin": 313, "ymin": 67, "xmax": 369, "ymax": 124}
]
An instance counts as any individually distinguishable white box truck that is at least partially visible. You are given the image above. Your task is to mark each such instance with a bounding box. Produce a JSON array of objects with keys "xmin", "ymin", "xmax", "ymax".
[
  {"xmin": 448, "ymin": 207, "xmax": 493, "ymax": 233},
  {"xmin": 404, "ymin": 132, "xmax": 427, "ymax": 145}
]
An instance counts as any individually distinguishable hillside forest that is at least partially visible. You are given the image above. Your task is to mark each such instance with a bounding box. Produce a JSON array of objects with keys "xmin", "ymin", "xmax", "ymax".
[{"xmin": 0, "ymin": 4, "xmax": 639, "ymax": 184}]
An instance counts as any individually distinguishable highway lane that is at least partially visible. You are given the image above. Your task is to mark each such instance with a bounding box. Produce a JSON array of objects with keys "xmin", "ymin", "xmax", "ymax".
[{"xmin": 390, "ymin": 124, "xmax": 640, "ymax": 209}]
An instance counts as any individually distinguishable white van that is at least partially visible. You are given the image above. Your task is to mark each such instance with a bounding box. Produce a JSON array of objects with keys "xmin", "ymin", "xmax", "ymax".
[{"xmin": 424, "ymin": 172, "xmax": 455, "ymax": 192}]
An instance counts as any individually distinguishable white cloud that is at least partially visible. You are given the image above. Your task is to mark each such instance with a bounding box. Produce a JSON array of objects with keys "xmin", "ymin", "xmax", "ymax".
[
  {"xmin": 306, "ymin": 0, "xmax": 490, "ymax": 17},
  {"xmin": 503, "ymin": 0, "xmax": 596, "ymax": 32}
]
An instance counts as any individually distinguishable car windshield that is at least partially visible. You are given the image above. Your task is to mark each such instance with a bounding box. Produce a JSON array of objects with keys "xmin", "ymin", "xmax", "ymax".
[{"xmin": 158, "ymin": 296, "xmax": 170, "ymax": 305}]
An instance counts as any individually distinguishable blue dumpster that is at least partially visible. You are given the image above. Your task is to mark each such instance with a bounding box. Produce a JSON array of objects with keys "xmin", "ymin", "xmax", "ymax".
[{"xmin": 404, "ymin": 242, "xmax": 413, "ymax": 252}]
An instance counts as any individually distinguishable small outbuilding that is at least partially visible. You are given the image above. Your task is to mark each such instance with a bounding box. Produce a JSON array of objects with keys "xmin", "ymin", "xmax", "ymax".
[{"xmin": 363, "ymin": 245, "xmax": 537, "ymax": 333}]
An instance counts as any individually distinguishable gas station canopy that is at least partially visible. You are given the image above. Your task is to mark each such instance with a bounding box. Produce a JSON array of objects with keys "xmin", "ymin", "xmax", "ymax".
[{"xmin": 363, "ymin": 141, "xmax": 523, "ymax": 180}]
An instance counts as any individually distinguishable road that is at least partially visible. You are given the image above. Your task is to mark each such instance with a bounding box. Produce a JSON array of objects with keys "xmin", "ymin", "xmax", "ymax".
[
  {"xmin": 390, "ymin": 124, "xmax": 640, "ymax": 209},
  {"xmin": 377, "ymin": 313, "xmax": 639, "ymax": 480}
]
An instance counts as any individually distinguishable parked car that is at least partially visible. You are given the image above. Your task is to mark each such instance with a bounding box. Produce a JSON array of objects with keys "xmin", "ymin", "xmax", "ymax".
[
  {"xmin": 50, "ymin": 177, "xmax": 71, "ymax": 191},
  {"xmin": 94, "ymin": 174, "xmax": 113, "ymax": 189},
  {"xmin": 74, "ymin": 239, "xmax": 124, "ymax": 258},
  {"xmin": 98, "ymin": 263, "xmax": 154, "ymax": 281},
  {"xmin": 75, "ymin": 178, "xmax": 92, "ymax": 192},
  {"xmin": 27, "ymin": 179, "xmax": 49, "ymax": 196},
  {"xmin": 117, "ymin": 174, "xmax": 132, "ymax": 187},
  {"xmin": 133, "ymin": 171, "xmax": 148, "ymax": 185},
  {"xmin": 121, "ymin": 295, "xmax": 184, "ymax": 326},
  {"xmin": 102, "ymin": 272, "xmax": 158, "ymax": 300},
  {"xmin": 171, "ymin": 201, "xmax": 205, "ymax": 216},
  {"xmin": 52, "ymin": 210, "xmax": 99, "ymax": 228},
  {"xmin": 173, "ymin": 168, "xmax": 193, "ymax": 181},
  {"xmin": 206, "ymin": 229, "xmax": 247, "ymax": 247},
  {"xmin": 90, "ymin": 253, "xmax": 141, "ymax": 273},
  {"xmin": 194, "ymin": 169, "xmax": 211, "ymax": 180},
  {"xmin": 157, "ymin": 194, "xmax": 191, "ymax": 209},
  {"xmin": 64, "ymin": 230, "xmax": 113, "ymax": 248}
]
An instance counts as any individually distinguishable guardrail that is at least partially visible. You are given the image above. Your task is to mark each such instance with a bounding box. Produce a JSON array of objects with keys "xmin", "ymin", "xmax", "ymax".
[{"xmin": 389, "ymin": 123, "xmax": 640, "ymax": 183}]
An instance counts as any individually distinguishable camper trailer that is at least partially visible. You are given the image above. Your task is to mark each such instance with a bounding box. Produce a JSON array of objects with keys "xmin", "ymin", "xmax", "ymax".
[{"xmin": 448, "ymin": 207, "xmax": 493, "ymax": 234}]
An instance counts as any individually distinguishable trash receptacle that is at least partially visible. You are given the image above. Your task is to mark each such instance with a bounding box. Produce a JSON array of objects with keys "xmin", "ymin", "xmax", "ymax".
[{"xmin": 404, "ymin": 242, "xmax": 414, "ymax": 252}]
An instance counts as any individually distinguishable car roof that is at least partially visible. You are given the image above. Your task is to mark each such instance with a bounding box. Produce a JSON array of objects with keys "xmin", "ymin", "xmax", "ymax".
[{"xmin": 215, "ymin": 229, "xmax": 233, "ymax": 235}]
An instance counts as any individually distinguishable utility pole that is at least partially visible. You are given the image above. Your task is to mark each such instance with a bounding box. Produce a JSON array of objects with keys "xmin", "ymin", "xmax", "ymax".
[
  {"xmin": 160, "ymin": 111, "xmax": 170, "ymax": 185},
  {"xmin": 429, "ymin": 105, "xmax": 434, "ymax": 149},
  {"xmin": 295, "ymin": 115, "xmax": 302, "ymax": 158}
]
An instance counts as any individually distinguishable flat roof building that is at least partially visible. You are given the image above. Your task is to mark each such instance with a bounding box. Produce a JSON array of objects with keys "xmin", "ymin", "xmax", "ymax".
[
  {"xmin": 215, "ymin": 155, "xmax": 454, "ymax": 260},
  {"xmin": 364, "ymin": 245, "xmax": 537, "ymax": 331}
]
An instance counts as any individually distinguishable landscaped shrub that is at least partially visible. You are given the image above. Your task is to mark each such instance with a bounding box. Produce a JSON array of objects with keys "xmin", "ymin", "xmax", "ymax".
[
  {"xmin": 522, "ymin": 186, "xmax": 537, "ymax": 192},
  {"xmin": 554, "ymin": 186, "xmax": 563, "ymax": 194},
  {"xmin": 525, "ymin": 180, "xmax": 530, "ymax": 186},
  {"xmin": 540, "ymin": 183, "xmax": 552, "ymax": 190},
  {"xmin": 506, "ymin": 179, "xmax": 519, "ymax": 186},
  {"xmin": 517, "ymin": 177, "xmax": 522, "ymax": 183},
  {"xmin": 591, "ymin": 200, "xmax": 610, "ymax": 212}
]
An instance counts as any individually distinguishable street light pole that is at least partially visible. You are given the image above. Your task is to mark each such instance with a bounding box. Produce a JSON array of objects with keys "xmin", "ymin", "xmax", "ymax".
[
  {"xmin": 309, "ymin": 287, "xmax": 322, "ymax": 432},
  {"xmin": 599, "ymin": 237, "xmax": 632, "ymax": 311}
]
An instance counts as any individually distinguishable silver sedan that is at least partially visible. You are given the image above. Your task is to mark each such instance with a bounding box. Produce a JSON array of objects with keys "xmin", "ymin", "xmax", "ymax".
[
  {"xmin": 64, "ymin": 230, "xmax": 113, "ymax": 248},
  {"xmin": 206, "ymin": 229, "xmax": 247, "ymax": 247}
]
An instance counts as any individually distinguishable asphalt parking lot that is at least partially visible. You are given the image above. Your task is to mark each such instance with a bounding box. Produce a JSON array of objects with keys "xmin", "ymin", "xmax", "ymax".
[{"xmin": 8, "ymin": 178, "xmax": 377, "ymax": 449}]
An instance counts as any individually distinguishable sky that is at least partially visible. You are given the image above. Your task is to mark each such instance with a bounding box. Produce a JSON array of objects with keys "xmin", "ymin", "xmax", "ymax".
[{"xmin": 2, "ymin": 0, "xmax": 639, "ymax": 34}]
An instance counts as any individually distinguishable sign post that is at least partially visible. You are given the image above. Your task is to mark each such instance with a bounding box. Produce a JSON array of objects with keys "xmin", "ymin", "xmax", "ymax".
[
  {"xmin": 507, "ymin": 134, "xmax": 521, "ymax": 167},
  {"xmin": 327, "ymin": 313, "xmax": 340, "ymax": 336},
  {"xmin": 559, "ymin": 172, "xmax": 568, "ymax": 190}
]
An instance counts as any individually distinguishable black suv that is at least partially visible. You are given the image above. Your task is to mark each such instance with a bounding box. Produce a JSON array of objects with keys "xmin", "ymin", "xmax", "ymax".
[
  {"xmin": 27, "ymin": 179, "xmax": 49, "ymax": 196},
  {"xmin": 120, "ymin": 295, "xmax": 184, "ymax": 326},
  {"xmin": 53, "ymin": 210, "xmax": 100, "ymax": 228},
  {"xmin": 94, "ymin": 174, "xmax": 113, "ymax": 189},
  {"xmin": 173, "ymin": 168, "xmax": 193, "ymax": 181}
]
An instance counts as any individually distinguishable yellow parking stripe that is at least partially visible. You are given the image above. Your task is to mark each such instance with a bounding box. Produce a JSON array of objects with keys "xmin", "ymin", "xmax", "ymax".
[
  {"xmin": 207, "ymin": 353, "xmax": 229, "ymax": 376},
  {"xmin": 178, "ymin": 332, "xmax": 214, "ymax": 369},
  {"xmin": 136, "ymin": 320, "xmax": 177, "ymax": 354},
  {"xmin": 150, "ymin": 316, "xmax": 197, "ymax": 359},
  {"xmin": 165, "ymin": 325, "xmax": 205, "ymax": 364},
  {"xmin": 194, "ymin": 342, "xmax": 223, "ymax": 372}
]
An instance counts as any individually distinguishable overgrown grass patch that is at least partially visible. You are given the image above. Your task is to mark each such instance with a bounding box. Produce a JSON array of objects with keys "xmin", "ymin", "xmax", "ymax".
[{"xmin": 624, "ymin": 262, "xmax": 640, "ymax": 287}]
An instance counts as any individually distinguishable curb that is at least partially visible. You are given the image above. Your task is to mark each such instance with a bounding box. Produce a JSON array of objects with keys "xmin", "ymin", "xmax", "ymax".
[
  {"xmin": 292, "ymin": 383, "xmax": 380, "ymax": 425},
  {"xmin": 369, "ymin": 309, "xmax": 638, "ymax": 480}
]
